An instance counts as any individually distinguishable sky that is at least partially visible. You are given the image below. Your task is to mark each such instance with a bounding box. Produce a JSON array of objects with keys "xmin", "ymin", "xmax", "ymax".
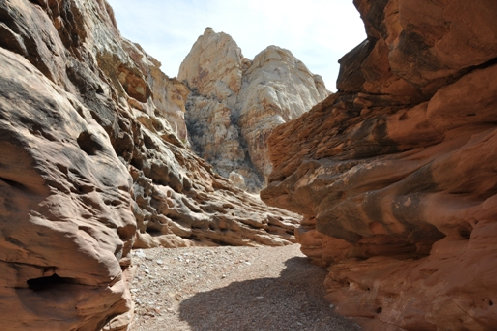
[{"xmin": 106, "ymin": 0, "xmax": 366, "ymax": 90}]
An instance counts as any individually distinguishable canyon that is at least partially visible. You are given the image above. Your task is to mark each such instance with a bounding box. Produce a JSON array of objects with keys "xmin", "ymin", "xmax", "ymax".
[{"xmin": 0, "ymin": 0, "xmax": 496, "ymax": 330}]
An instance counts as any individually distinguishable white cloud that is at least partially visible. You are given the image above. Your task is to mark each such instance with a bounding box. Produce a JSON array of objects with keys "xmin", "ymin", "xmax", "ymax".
[{"xmin": 106, "ymin": 0, "xmax": 366, "ymax": 90}]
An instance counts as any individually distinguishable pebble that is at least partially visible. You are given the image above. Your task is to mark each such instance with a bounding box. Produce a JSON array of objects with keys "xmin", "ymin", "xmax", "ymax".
[
  {"xmin": 130, "ymin": 245, "xmax": 359, "ymax": 331},
  {"xmin": 134, "ymin": 249, "xmax": 146, "ymax": 259}
]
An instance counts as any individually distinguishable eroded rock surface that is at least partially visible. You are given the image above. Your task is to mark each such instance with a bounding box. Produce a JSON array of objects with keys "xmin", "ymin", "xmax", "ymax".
[
  {"xmin": 262, "ymin": 0, "xmax": 497, "ymax": 329},
  {"xmin": 179, "ymin": 28, "xmax": 329, "ymax": 191},
  {"xmin": 0, "ymin": 0, "xmax": 299, "ymax": 329}
]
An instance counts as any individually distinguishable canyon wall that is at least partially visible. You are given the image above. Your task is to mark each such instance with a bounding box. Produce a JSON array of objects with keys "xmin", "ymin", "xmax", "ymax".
[
  {"xmin": 178, "ymin": 28, "xmax": 329, "ymax": 191},
  {"xmin": 0, "ymin": 0, "xmax": 299, "ymax": 329},
  {"xmin": 262, "ymin": 0, "xmax": 497, "ymax": 329}
]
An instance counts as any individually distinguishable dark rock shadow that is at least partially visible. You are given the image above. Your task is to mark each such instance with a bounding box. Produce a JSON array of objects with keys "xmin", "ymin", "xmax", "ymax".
[{"xmin": 178, "ymin": 257, "xmax": 360, "ymax": 331}]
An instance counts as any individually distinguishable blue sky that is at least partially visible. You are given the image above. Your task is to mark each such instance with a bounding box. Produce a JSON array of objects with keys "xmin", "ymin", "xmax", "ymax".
[{"xmin": 106, "ymin": 0, "xmax": 366, "ymax": 90}]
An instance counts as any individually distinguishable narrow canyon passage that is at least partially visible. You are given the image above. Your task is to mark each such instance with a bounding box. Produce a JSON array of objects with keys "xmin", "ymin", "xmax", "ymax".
[
  {"xmin": 3, "ymin": 0, "xmax": 496, "ymax": 328},
  {"xmin": 126, "ymin": 245, "xmax": 360, "ymax": 331}
]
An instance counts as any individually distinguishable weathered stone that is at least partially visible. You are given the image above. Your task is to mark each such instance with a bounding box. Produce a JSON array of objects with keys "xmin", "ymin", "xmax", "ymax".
[
  {"xmin": 0, "ymin": 0, "xmax": 300, "ymax": 329},
  {"xmin": 179, "ymin": 29, "xmax": 329, "ymax": 191},
  {"xmin": 262, "ymin": 0, "xmax": 497, "ymax": 329},
  {"xmin": 0, "ymin": 46, "xmax": 135, "ymax": 331}
]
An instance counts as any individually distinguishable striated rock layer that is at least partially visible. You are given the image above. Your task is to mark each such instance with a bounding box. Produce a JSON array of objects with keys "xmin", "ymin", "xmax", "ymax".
[
  {"xmin": 0, "ymin": 0, "xmax": 299, "ymax": 329},
  {"xmin": 262, "ymin": 0, "xmax": 497, "ymax": 329},
  {"xmin": 179, "ymin": 28, "xmax": 329, "ymax": 191}
]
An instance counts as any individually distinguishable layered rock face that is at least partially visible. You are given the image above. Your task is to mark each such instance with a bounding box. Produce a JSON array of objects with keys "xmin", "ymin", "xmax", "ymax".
[
  {"xmin": 262, "ymin": 0, "xmax": 497, "ymax": 329},
  {"xmin": 0, "ymin": 0, "xmax": 299, "ymax": 329},
  {"xmin": 179, "ymin": 28, "xmax": 329, "ymax": 191}
]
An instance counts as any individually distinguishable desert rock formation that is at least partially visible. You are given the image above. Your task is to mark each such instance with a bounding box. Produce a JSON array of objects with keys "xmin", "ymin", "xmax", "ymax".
[
  {"xmin": 262, "ymin": 0, "xmax": 497, "ymax": 329},
  {"xmin": 0, "ymin": 0, "xmax": 300, "ymax": 329},
  {"xmin": 179, "ymin": 28, "xmax": 329, "ymax": 191}
]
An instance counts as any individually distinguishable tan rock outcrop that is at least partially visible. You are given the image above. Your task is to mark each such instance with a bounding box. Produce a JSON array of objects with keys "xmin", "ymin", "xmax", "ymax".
[
  {"xmin": 0, "ymin": 0, "xmax": 299, "ymax": 329},
  {"xmin": 262, "ymin": 0, "xmax": 497, "ymax": 329},
  {"xmin": 179, "ymin": 29, "xmax": 329, "ymax": 191}
]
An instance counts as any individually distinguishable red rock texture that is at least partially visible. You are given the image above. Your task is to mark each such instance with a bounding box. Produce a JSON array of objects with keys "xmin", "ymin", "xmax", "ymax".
[
  {"xmin": 0, "ymin": 0, "xmax": 299, "ymax": 329},
  {"xmin": 262, "ymin": 0, "xmax": 497, "ymax": 329}
]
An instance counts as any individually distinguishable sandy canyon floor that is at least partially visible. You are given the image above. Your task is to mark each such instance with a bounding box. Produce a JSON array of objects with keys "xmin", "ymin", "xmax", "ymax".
[{"xmin": 122, "ymin": 244, "xmax": 361, "ymax": 330}]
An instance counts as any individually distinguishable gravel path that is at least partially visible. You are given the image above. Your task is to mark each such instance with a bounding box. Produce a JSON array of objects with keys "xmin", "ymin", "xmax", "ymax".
[{"xmin": 129, "ymin": 244, "xmax": 360, "ymax": 331}]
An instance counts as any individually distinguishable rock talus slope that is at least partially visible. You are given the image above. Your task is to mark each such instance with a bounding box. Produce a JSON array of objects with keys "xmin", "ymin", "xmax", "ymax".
[
  {"xmin": 262, "ymin": 0, "xmax": 497, "ymax": 329},
  {"xmin": 0, "ymin": 0, "xmax": 299, "ymax": 329},
  {"xmin": 179, "ymin": 28, "xmax": 329, "ymax": 191}
]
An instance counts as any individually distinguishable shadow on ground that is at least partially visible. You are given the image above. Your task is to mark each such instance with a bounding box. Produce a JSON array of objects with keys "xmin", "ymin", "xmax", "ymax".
[{"xmin": 178, "ymin": 257, "xmax": 360, "ymax": 331}]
